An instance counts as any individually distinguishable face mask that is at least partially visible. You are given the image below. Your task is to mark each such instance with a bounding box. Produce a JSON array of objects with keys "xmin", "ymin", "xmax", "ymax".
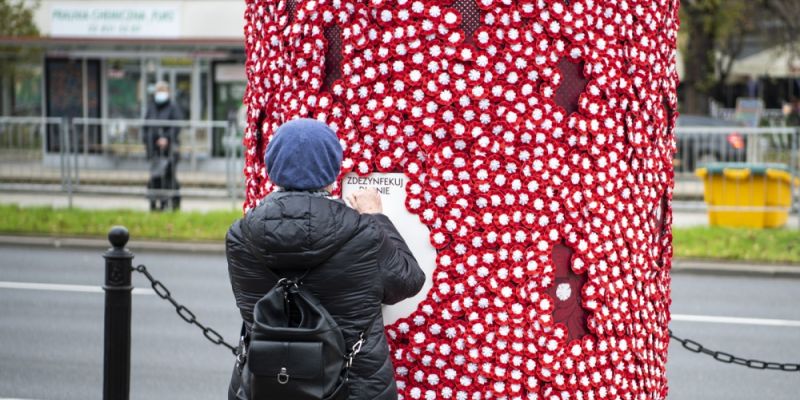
[{"xmin": 154, "ymin": 91, "xmax": 169, "ymax": 104}]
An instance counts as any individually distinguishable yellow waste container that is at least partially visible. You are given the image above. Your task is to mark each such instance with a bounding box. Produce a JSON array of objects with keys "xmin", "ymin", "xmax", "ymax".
[{"xmin": 695, "ymin": 163, "xmax": 794, "ymax": 228}]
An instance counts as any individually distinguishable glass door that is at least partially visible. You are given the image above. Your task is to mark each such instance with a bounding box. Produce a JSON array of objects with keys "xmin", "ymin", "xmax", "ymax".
[{"xmin": 170, "ymin": 69, "xmax": 192, "ymax": 118}]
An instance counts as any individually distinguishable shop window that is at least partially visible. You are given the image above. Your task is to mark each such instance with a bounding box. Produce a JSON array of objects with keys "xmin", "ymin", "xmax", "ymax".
[
  {"xmin": 107, "ymin": 59, "xmax": 141, "ymax": 119},
  {"xmin": 7, "ymin": 65, "xmax": 43, "ymax": 116},
  {"xmin": 45, "ymin": 58, "xmax": 101, "ymax": 153}
]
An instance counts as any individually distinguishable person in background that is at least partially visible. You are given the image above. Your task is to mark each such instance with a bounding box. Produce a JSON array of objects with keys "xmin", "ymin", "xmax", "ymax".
[
  {"xmin": 144, "ymin": 81, "xmax": 184, "ymax": 211},
  {"xmin": 785, "ymin": 99, "xmax": 800, "ymax": 127}
]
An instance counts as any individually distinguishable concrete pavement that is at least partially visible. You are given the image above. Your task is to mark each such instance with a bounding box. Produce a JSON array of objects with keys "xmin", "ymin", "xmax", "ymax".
[
  {"xmin": 3, "ymin": 188, "xmax": 798, "ymax": 227},
  {"xmin": 3, "ymin": 233, "xmax": 800, "ymax": 277}
]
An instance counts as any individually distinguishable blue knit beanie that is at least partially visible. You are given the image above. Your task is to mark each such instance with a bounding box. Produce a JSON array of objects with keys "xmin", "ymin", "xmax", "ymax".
[{"xmin": 264, "ymin": 119, "xmax": 343, "ymax": 191}]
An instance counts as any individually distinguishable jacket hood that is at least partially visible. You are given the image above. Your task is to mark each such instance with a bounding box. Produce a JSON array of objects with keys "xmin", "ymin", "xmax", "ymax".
[{"xmin": 239, "ymin": 191, "xmax": 362, "ymax": 271}]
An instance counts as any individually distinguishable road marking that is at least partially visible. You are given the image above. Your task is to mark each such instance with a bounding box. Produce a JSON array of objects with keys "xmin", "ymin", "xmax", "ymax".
[
  {"xmin": 0, "ymin": 281, "xmax": 155, "ymax": 295},
  {"xmin": 673, "ymin": 314, "xmax": 800, "ymax": 327},
  {"xmin": 1, "ymin": 283, "xmax": 796, "ymax": 326}
]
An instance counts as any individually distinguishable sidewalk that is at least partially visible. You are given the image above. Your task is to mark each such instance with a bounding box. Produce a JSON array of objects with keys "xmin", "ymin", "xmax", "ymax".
[
  {"xmin": 0, "ymin": 188, "xmax": 241, "ymax": 212},
  {"xmin": 0, "ymin": 160, "xmax": 230, "ymax": 187},
  {"xmin": 3, "ymin": 189, "xmax": 799, "ymax": 228}
]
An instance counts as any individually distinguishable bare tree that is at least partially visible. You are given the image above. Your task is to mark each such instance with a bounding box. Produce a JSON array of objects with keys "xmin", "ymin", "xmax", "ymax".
[
  {"xmin": 680, "ymin": 0, "xmax": 800, "ymax": 113},
  {"xmin": 680, "ymin": 0, "xmax": 756, "ymax": 114},
  {"xmin": 0, "ymin": 0, "xmax": 40, "ymax": 115},
  {"xmin": 763, "ymin": 0, "xmax": 800, "ymax": 64}
]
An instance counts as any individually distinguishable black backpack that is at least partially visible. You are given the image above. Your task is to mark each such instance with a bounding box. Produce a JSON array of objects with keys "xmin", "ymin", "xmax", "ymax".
[{"xmin": 236, "ymin": 272, "xmax": 379, "ymax": 400}]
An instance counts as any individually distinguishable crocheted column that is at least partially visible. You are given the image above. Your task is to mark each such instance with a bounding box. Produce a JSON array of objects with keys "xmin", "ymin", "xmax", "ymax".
[{"xmin": 242, "ymin": 0, "xmax": 678, "ymax": 398}]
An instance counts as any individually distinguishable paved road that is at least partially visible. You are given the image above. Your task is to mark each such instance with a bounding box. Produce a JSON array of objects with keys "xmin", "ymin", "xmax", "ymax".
[{"xmin": 1, "ymin": 245, "xmax": 798, "ymax": 400}]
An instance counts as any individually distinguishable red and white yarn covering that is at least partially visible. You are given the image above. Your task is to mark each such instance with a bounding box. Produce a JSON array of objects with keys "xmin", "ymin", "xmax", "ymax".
[{"xmin": 241, "ymin": 0, "xmax": 678, "ymax": 398}]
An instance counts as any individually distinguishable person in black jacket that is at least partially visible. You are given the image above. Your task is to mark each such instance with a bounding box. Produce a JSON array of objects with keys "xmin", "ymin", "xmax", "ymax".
[
  {"xmin": 144, "ymin": 81, "xmax": 184, "ymax": 211},
  {"xmin": 226, "ymin": 118, "xmax": 425, "ymax": 400}
]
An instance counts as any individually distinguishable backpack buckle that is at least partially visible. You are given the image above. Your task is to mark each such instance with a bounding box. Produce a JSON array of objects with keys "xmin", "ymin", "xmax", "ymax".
[
  {"xmin": 277, "ymin": 278, "xmax": 298, "ymax": 288},
  {"xmin": 235, "ymin": 334, "xmax": 248, "ymax": 373},
  {"xmin": 351, "ymin": 337, "xmax": 364, "ymax": 356},
  {"xmin": 277, "ymin": 279, "xmax": 299, "ymax": 301},
  {"xmin": 345, "ymin": 334, "xmax": 366, "ymax": 369},
  {"xmin": 277, "ymin": 367, "xmax": 290, "ymax": 384},
  {"xmin": 235, "ymin": 343, "xmax": 247, "ymax": 365}
]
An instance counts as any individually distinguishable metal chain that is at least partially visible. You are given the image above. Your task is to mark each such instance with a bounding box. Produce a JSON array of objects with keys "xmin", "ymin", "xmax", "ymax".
[
  {"xmin": 669, "ymin": 329, "xmax": 800, "ymax": 372},
  {"xmin": 129, "ymin": 263, "xmax": 800, "ymax": 369},
  {"xmin": 133, "ymin": 264, "xmax": 237, "ymax": 355}
]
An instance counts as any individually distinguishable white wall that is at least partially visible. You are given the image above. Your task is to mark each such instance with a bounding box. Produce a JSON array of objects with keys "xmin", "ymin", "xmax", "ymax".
[{"xmin": 181, "ymin": 2, "xmax": 246, "ymax": 39}]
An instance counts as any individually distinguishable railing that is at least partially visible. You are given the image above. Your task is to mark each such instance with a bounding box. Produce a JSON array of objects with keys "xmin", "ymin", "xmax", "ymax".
[
  {"xmin": 674, "ymin": 126, "xmax": 799, "ymax": 178},
  {"xmin": 71, "ymin": 117, "xmax": 230, "ymax": 169},
  {"xmin": 0, "ymin": 116, "xmax": 75, "ymax": 206},
  {"xmin": 1, "ymin": 117, "xmax": 797, "ymax": 224},
  {"xmin": 710, "ymin": 106, "xmax": 788, "ymax": 127},
  {"xmin": 0, "ymin": 116, "xmax": 243, "ymax": 207}
]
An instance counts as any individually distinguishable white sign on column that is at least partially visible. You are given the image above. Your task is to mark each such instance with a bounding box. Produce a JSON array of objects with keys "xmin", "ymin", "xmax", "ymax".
[
  {"xmin": 50, "ymin": 3, "xmax": 181, "ymax": 38},
  {"xmin": 341, "ymin": 173, "xmax": 437, "ymax": 326}
]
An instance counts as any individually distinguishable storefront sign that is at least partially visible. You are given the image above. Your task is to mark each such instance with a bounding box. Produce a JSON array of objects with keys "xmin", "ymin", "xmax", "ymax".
[
  {"xmin": 734, "ymin": 97, "xmax": 764, "ymax": 128},
  {"xmin": 341, "ymin": 173, "xmax": 437, "ymax": 325},
  {"xmin": 50, "ymin": 3, "xmax": 181, "ymax": 38}
]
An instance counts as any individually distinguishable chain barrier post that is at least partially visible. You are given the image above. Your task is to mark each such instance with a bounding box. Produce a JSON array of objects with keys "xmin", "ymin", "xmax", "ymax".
[{"xmin": 102, "ymin": 226, "xmax": 133, "ymax": 400}]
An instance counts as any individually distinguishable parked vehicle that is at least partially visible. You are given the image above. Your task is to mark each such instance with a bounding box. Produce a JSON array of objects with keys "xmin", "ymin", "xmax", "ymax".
[{"xmin": 674, "ymin": 115, "xmax": 746, "ymax": 173}]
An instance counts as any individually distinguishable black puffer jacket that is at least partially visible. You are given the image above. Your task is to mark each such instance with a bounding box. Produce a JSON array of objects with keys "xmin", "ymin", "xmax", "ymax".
[{"xmin": 226, "ymin": 191, "xmax": 425, "ymax": 400}]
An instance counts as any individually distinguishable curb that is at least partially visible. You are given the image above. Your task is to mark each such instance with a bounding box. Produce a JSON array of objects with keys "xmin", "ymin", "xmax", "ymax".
[
  {"xmin": 0, "ymin": 235, "xmax": 225, "ymax": 254},
  {"xmin": 2, "ymin": 235, "xmax": 800, "ymax": 277},
  {"xmin": 671, "ymin": 259, "xmax": 800, "ymax": 278}
]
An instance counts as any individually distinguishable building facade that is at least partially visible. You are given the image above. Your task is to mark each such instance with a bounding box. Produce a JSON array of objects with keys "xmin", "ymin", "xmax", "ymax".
[{"xmin": 2, "ymin": 0, "xmax": 248, "ymax": 157}]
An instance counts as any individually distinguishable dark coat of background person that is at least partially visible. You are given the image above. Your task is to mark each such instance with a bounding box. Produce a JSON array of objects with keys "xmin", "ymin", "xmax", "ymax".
[
  {"xmin": 226, "ymin": 191, "xmax": 426, "ymax": 400},
  {"xmin": 786, "ymin": 100, "xmax": 800, "ymax": 127},
  {"xmin": 143, "ymin": 101, "xmax": 184, "ymax": 209}
]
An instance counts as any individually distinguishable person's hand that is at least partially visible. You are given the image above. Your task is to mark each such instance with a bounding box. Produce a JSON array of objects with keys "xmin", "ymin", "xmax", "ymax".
[
  {"xmin": 346, "ymin": 188, "xmax": 383, "ymax": 214},
  {"xmin": 156, "ymin": 137, "xmax": 168, "ymax": 149}
]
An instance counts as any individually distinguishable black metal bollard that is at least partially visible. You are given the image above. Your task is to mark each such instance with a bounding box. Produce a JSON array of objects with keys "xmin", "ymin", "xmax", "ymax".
[{"xmin": 103, "ymin": 226, "xmax": 133, "ymax": 400}]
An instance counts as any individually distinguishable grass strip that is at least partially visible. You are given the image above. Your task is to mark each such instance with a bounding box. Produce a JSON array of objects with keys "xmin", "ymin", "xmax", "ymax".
[
  {"xmin": 671, "ymin": 226, "xmax": 800, "ymax": 264},
  {"xmin": 1, "ymin": 205, "xmax": 799, "ymax": 263},
  {"xmin": 0, "ymin": 205, "xmax": 241, "ymax": 242}
]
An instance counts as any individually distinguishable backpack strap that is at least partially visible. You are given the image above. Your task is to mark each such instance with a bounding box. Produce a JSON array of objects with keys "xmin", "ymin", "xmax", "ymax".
[
  {"xmin": 343, "ymin": 310, "xmax": 383, "ymax": 375},
  {"xmin": 235, "ymin": 321, "xmax": 248, "ymax": 373}
]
